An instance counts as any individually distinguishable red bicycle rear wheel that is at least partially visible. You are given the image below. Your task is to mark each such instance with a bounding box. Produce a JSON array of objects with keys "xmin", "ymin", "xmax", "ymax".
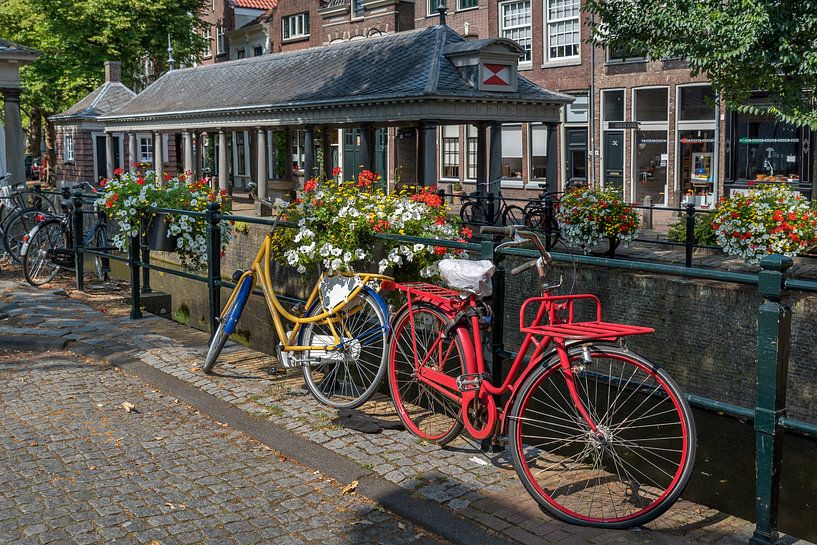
[
  {"xmin": 388, "ymin": 302, "xmax": 470, "ymax": 445},
  {"xmin": 508, "ymin": 345, "xmax": 695, "ymax": 528}
]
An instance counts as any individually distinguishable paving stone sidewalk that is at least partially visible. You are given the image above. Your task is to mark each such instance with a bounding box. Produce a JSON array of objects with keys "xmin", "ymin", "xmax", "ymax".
[
  {"xmin": 0, "ymin": 280, "xmax": 811, "ymax": 545},
  {"xmin": 0, "ymin": 350, "xmax": 446, "ymax": 545}
]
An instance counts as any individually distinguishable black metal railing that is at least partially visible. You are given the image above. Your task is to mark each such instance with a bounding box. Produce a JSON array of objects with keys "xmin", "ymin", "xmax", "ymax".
[{"xmin": 64, "ymin": 189, "xmax": 817, "ymax": 545}]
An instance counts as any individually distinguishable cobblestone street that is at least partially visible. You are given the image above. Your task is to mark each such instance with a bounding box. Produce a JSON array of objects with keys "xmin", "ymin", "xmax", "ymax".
[
  {"xmin": 0, "ymin": 349, "xmax": 447, "ymax": 545},
  {"xmin": 0, "ymin": 278, "xmax": 813, "ymax": 545}
]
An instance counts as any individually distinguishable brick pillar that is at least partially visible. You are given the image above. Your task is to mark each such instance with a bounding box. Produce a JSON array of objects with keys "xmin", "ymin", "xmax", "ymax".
[{"xmin": 2, "ymin": 89, "xmax": 25, "ymax": 185}]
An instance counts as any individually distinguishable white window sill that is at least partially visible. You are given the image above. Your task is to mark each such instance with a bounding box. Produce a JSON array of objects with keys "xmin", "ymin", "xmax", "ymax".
[
  {"xmin": 500, "ymin": 179, "xmax": 524, "ymax": 189},
  {"xmin": 541, "ymin": 58, "xmax": 581, "ymax": 69},
  {"xmin": 456, "ymin": 6, "xmax": 479, "ymax": 12},
  {"xmin": 282, "ymin": 35, "xmax": 310, "ymax": 43}
]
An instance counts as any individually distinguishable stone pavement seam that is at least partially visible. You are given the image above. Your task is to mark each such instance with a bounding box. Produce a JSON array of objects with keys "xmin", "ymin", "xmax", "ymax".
[{"xmin": 8, "ymin": 334, "xmax": 517, "ymax": 545}]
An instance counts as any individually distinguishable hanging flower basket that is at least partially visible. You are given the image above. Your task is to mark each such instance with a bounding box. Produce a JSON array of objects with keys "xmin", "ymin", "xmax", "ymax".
[{"xmin": 144, "ymin": 213, "xmax": 178, "ymax": 252}]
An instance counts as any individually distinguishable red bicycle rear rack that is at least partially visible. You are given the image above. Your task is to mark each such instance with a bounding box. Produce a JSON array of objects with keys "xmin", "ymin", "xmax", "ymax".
[
  {"xmin": 519, "ymin": 294, "xmax": 654, "ymax": 342},
  {"xmin": 384, "ymin": 281, "xmax": 466, "ymax": 312}
]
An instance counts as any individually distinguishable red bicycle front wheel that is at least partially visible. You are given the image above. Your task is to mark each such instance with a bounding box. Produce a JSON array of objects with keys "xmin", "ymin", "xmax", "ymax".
[
  {"xmin": 508, "ymin": 345, "xmax": 695, "ymax": 528},
  {"xmin": 388, "ymin": 302, "xmax": 470, "ymax": 446}
]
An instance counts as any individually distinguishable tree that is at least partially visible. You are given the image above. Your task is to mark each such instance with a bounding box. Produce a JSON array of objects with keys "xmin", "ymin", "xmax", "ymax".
[
  {"xmin": 0, "ymin": 0, "xmax": 207, "ymax": 173},
  {"xmin": 583, "ymin": 0, "xmax": 817, "ymax": 128}
]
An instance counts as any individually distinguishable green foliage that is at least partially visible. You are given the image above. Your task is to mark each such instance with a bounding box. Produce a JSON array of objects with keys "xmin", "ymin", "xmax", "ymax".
[
  {"xmin": 173, "ymin": 303, "xmax": 190, "ymax": 325},
  {"xmin": 583, "ymin": 0, "xmax": 817, "ymax": 128},
  {"xmin": 0, "ymin": 0, "xmax": 207, "ymax": 115},
  {"xmin": 667, "ymin": 212, "xmax": 717, "ymax": 246}
]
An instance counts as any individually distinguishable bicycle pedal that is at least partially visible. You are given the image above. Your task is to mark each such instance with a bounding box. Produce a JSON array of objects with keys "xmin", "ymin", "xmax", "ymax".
[{"xmin": 456, "ymin": 372, "xmax": 486, "ymax": 392}]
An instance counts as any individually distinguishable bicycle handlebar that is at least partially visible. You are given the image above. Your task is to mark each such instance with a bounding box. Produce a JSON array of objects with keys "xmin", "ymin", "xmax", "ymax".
[
  {"xmin": 480, "ymin": 225, "xmax": 515, "ymax": 237},
  {"xmin": 511, "ymin": 258, "xmax": 540, "ymax": 276}
]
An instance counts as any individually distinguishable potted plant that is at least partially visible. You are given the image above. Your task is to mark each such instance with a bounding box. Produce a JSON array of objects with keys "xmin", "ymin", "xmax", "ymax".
[
  {"xmin": 711, "ymin": 183, "xmax": 817, "ymax": 264},
  {"xmin": 451, "ymin": 182, "xmax": 464, "ymax": 204},
  {"xmin": 556, "ymin": 186, "xmax": 639, "ymax": 256},
  {"xmin": 98, "ymin": 167, "xmax": 233, "ymax": 271},
  {"xmin": 270, "ymin": 171, "xmax": 471, "ymax": 279}
]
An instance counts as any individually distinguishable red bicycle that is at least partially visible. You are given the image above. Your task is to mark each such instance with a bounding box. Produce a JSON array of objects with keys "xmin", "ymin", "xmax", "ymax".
[{"xmin": 384, "ymin": 225, "xmax": 696, "ymax": 528}]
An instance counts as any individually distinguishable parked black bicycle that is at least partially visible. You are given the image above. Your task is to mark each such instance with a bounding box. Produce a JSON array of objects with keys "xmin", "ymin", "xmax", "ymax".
[
  {"xmin": 0, "ymin": 173, "xmax": 57, "ymax": 262},
  {"xmin": 20, "ymin": 187, "xmax": 110, "ymax": 286},
  {"xmin": 459, "ymin": 189, "xmax": 525, "ymax": 226},
  {"xmin": 521, "ymin": 190, "xmax": 561, "ymax": 250}
]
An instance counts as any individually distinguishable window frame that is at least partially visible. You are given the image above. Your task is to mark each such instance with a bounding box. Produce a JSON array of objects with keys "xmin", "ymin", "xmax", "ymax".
[
  {"xmin": 500, "ymin": 123, "xmax": 525, "ymax": 188},
  {"xmin": 544, "ymin": 0, "xmax": 581, "ymax": 65},
  {"xmin": 440, "ymin": 126, "xmax": 461, "ymax": 181},
  {"xmin": 202, "ymin": 27, "xmax": 212, "ymax": 59},
  {"xmin": 137, "ymin": 135, "xmax": 154, "ymax": 165},
  {"xmin": 457, "ymin": 0, "xmax": 479, "ymax": 11},
  {"xmin": 253, "ymin": 45, "xmax": 264, "ymax": 57},
  {"xmin": 529, "ymin": 123, "xmax": 548, "ymax": 181},
  {"xmin": 465, "ymin": 125, "xmax": 478, "ymax": 181},
  {"xmin": 427, "ymin": 0, "xmax": 440, "ymax": 16},
  {"xmin": 216, "ymin": 25, "xmax": 226, "ymax": 55},
  {"xmin": 282, "ymin": 12, "xmax": 310, "ymax": 42},
  {"xmin": 64, "ymin": 133, "xmax": 75, "ymax": 163},
  {"xmin": 498, "ymin": 0, "xmax": 533, "ymax": 68},
  {"xmin": 352, "ymin": 0, "xmax": 365, "ymax": 20}
]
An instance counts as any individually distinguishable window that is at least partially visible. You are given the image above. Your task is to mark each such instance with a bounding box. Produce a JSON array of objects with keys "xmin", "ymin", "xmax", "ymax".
[
  {"xmin": 501, "ymin": 124, "xmax": 523, "ymax": 181},
  {"xmin": 352, "ymin": 0, "xmax": 364, "ymax": 19},
  {"xmin": 217, "ymin": 25, "xmax": 226, "ymax": 55},
  {"xmin": 202, "ymin": 27, "xmax": 212, "ymax": 58},
  {"xmin": 237, "ymin": 48, "xmax": 246, "ymax": 59},
  {"xmin": 679, "ymin": 85, "xmax": 716, "ymax": 121},
  {"xmin": 64, "ymin": 134, "xmax": 75, "ymax": 162},
  {"xmin": 236, "ymin": 131, "xmax": 247, "ymax": 176},
  {"xmin": 735, "ymin": 115, "xmax": 800, "ymax": 180},
  {"xmin": 253, "ymin": 45, "xmax": 263, "ymax": 56},
  {"xmin": 283, "ymin": 12, "xmax": 310, "ymax": 40},
  {"xmin": 441, "ymin": 126, "xmax": 460, "ymax": 179},
  {"xmin": 634, "ymin": 87, "xmax": 668, "ymax": 122},
  {"xmin": 292, "ymin": 130, "xmax": 305, "ymax": 171},
  {"xmin": 565, "ymin": 92, "xmax": 589, "ymax": 123},
  {"xmin": 138, "ymin": 136, "xmax": 153, "ymax": 164},
  {"xmin": 427, "ymin": 0, "xmax": 441, "ymax": 15},
  {"xmin": 530, "ymin": 124, "xmax": 547, "ymax": 179},
  {"xmin": 499, "ymin": 1, "xmax": 532, "ymax": 65},
  {"xmin": 603, "ymin": 90, "xmax": 625, "ymax": 122},
  {"xmin": 607, "ymin": 44, "xmax": 646, "ymax": 63},
  {"xmin": 545, "ymin": 0, "xmax": 580, "ymax": 61},
  {"xmin": 466, "ymin": 125, "xmax": 478, "ymax": 180},
  {"xmin": 458, "ymin": 0, "xmax": 478, "ymax": 9},
  {"xmin": 635, "ymin": 130, "xmax": 668, "ymax": 204}
]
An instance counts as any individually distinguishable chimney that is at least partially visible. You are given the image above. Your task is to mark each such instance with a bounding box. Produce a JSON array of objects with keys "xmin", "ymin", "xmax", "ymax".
[{"xmin": 104, "ymin": 61, "xmax": 121, "ymax": 83}]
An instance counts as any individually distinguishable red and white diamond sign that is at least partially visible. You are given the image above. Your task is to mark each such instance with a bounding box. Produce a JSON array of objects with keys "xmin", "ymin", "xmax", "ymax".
[{"xmin": 483, "ymin": 63, "xmax": 511, "ymax": 86}]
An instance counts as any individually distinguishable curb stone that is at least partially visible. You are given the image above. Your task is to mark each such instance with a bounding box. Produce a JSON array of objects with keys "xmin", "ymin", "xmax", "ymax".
[{"xmin": 11, "ymin": 335, "xmax": 517, "ymax": 545}]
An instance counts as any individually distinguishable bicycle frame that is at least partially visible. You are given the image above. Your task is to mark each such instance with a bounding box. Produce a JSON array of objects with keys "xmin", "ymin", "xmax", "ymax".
[{"xmin": 222, "ymin": 232, "xmax": 391, "ymax": 353}]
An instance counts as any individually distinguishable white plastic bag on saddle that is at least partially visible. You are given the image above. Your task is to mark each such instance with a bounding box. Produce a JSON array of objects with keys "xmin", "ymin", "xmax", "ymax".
[{"xmin": 438, "ymin": 259, "xmax": 495, "ymax": 297}]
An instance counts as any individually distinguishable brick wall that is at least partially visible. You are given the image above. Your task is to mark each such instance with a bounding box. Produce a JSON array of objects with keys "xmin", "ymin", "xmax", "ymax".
[{"xmin": 271, "ymin": 0, "xmax": 322, "ymax": 52}]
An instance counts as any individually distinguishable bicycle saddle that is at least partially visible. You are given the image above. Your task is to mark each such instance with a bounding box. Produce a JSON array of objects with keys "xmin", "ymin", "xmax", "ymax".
[{"xmin": 438, "ymin": 259, "xmax": 495, "ymax": 297}]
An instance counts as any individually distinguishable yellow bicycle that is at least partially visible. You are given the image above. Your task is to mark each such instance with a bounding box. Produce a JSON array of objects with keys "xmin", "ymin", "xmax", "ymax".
[{"xmin": 204, "ymin": 206, "xmax": 392, "ymax": 409}]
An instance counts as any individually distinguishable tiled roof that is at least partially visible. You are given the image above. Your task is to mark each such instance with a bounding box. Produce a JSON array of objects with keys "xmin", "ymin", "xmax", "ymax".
[
  {"xmin": 233, "ymin": 0, "xmax": 276, "ymax": 9},
  {"xmin": 0, "ymin": 38, "xmax": 41, "ymax": 59},
  {"xmin": 104, "ymin": 26, "xmax": 571, "ymax": 120},
  {"xmin": 51, "ymin": 82, "xmax": 137, "ymax": 122}
]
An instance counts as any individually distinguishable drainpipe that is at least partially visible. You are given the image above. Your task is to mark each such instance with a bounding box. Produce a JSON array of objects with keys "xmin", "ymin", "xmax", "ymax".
[{"xmin": 588, "ymin": 14, "xmax": 597, "ymax": 186}]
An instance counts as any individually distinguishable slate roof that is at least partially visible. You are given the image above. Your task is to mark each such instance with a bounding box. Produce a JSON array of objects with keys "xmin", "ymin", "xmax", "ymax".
[
  {"xmin": 103, "ymin": 25, "xmax": 571, "ymax": 121},
  {"xmin": 51, "ymin": 82, "xmax": 137, "ymax": 122},
  {"xmin": 0, "ymin": 38, "xmax": 40, "ymax": 60}
]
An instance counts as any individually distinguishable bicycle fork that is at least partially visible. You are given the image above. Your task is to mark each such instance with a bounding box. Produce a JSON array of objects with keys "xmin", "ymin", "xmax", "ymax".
[{"xmin": 556, "ymin": 342, "xmax": 601, "ymax": 436}]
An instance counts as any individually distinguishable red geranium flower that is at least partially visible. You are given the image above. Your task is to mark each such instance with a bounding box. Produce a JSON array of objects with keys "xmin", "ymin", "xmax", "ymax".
[
  {"xmin": 304, "ymin": 179, "xmax": 318, "ymax": 192},
  {"xmin": 113, "ymin": 167, "xmax": 124, "ymax": 177}
]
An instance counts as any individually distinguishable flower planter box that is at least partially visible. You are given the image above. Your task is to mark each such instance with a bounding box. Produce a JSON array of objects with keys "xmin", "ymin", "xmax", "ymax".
[{"xmin": 145, "ymin": 213, "xmax": 178, "ymax": 252}]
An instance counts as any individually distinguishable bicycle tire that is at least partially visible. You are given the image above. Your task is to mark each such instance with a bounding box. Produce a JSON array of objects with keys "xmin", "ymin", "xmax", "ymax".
[
  {"xmin": 204, "ymin": 275, "xmax": 253, "ymax": 374},
  {"xmin": 22, "ymin": 219, "xmax": 65, "ymax": 286},
  {"xmin": 508, "ymin": 344, "xmax": 696, "ymax": 528},
  {"xmin": 459, "ymin": 201, "xmax": 482, "ymax": 225},
  {"xmin": 4, "ymin": 207, "xmax": 45, "ymax": 264},
  {"xmin": 502, "ymin": 205, "xmax": 525, "ymax": 226},
  {"xmin": 388, "ymin": 302, "xmax": 469, "ymax": 445},
  {"xmin": 300, "ymin": 288, "xmax": 389, "ymax": 409},
  {"xmin": 92, "ymin": 225, "xmax": 110, "ymax": 281},
  {"xmin": 523, "ymin": 208, "xmax": 560, "ymax": 249}
]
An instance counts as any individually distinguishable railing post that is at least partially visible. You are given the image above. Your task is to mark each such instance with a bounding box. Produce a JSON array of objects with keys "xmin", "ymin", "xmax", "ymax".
[
  {"xmin": 481, "ymin": 237, "xmax": 504, "ymax": 452},
  {"xmin": 128, "ymin": 212, "xmax": 142, "ymax": 319},
  {"xmin": 71, "ymin": 190, "xmax": 85, "ymax": 291},
  {"xmin": 486, "ymin": 193, "xmax": 496, "ymax": 225},
  {"xmin": 750, "ymin": 254, "xmax": 793, "ymax": 545},
  {"xmin": 140, "ymin": 241, "xmax": 152, "ymax": 293},
  {"xmin": 684, "ymin": 203, "xmax": 695, "ymax": 267},
  {"xmin": 206, "ymin": 202, "xmax": 222, "ymax": 338}
]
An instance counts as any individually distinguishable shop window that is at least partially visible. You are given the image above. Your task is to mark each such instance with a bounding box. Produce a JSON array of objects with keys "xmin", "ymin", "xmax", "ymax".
[
  {"xmin": 202, "ymin": 27, "xmax": 212, "ymax": 58},
  {"xmin": 634, "ymin": 88, "xmax": 668, "ymax": 122},
  {"xmin": 64, "ymin": 134, "xmax": 75, "ymax": 162},
  {"xmin": 499, "ymin": 1, "xmax": 532, "ymax": 65},
  {"xmin": 441, "ymin": 126, "xmax": 460, "ymax": 179},
  {"xmin": 679, "ymin": 130, "xmax": 716, "ymax": 207},
  {"xmin": 466, "ymin": 125, "xmax": 478, "ymax": 180},
  {"xmin": 565, "ymin": 92, "xmax": 588, "ymax": 123},
  {"xmin": 530, "ymin": 124, "xmax": 547, "ymax": 179},
  {"xmin": 501, "ymin": 124, "xmax": 523, "ymax": 181},
  {"xmin": 603, "ymin": 89, "xmax": 624, "ymax": 122},
  {"xmin": 679, "ymin": 85, "xmax": 716, "ymax": 121},
  {"xmin": 635, "ymin": 130, "xmax": 668, "ymax": 204},
  {"xmin": 546, "ymin": 0, "xmax": 580, "ymax": 61},
  {"xmin": 283, "ymin": 12, "xmax": 310, "ymax": 41},
  {"xmin": 735, "ymin": 114, "xmax": 800, "ymax": 181}
]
